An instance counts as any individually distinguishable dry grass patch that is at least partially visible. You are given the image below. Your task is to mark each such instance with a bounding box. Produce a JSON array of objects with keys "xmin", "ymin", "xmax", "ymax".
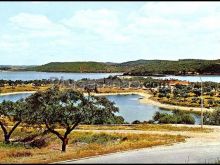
[
  {"xmin": 77, "ymin": 124, "xmax": 212, "ymax": 133},
  {"xmin": 0, "ymin": 84, "xmax": 51, "ymax": 93},
  {"xmin": 0, "ymin": 131, "xmax": 186, "ymax": 164}
]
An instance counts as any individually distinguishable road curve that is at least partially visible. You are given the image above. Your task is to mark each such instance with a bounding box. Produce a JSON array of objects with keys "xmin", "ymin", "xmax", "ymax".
[
  {"xmin": 55, "ymin": 126, "xmax": 220, "ymax": 164},
  {"xmin": 58, "ymin": 143, "xmax": 220, "ymax": 164}
]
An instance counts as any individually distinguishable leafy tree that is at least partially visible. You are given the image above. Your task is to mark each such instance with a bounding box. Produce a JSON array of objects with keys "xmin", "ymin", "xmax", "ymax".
[
  {"xmin": 132, "ymin": 120, "xmax": 141, "ymax": 124},
  {"xmin": 153, "ymin": 110, "xmax": 195, "ymax": 124},
  {"xmin": 26, "ymin": 87, "xmax": 121, "ymax": 152},
  {"xmin": 0, "ymin": 99, "xmax": 28, "ymax": 143},
  {"xmin": 204, "ymin": 108, "xmax": 220, "ymax": 125}
]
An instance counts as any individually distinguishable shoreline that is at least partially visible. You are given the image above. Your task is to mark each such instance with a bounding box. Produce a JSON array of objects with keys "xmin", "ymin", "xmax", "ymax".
[
  {"xmin": 89, "ymin": 91, "xmax": 214, "ymax": 113},
  {"xmin": 0, "ymin": 91, "xmax": 36, "ymax": 96},
  {"xmin": 0, "ymin": 90, "xmax": 214, "ymax": 113}
]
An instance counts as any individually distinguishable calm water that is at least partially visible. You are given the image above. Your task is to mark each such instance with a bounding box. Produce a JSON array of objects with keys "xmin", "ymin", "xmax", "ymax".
[
  {"xmin": 0, "ymin": 71, "xmax": 219, "ymax": 83},
  {"xmin": 0, "ymin": 71, "xmax": 122, "ymax": 81},
  {"xmin": 0, "ymin": 93, "xmax": 201, "ymax": 124},
  {"xmin": 151, "ymin": 75, "xmax": 220, "ymax": 83}
]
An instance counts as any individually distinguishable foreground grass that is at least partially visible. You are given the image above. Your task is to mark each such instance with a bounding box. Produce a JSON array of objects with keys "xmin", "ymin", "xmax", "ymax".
[
  {"xmin": 77, "ymin": 124, "xmax": 212, "ymax": 133},
  {"xmin": 0, "ymin": 127, "xmax": 186, "ymax": 164}
]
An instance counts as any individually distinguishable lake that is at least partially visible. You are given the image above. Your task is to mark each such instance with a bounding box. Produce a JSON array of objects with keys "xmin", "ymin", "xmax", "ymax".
[
  {"xmin": 0, "ymin": 71, "xmax": 219, "ymax": 83},
  {"xmin": 0, "ymin": 71, "xmax": 122, "ymax": 81},
  {"xmin": 0, "ymin": 93, "xmax": 201, "ymax": 124}
]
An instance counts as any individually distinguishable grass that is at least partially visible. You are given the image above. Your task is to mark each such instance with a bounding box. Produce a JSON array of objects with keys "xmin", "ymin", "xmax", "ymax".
[
  {"xmin": 0, "ymin": 127, "xmax": 187, "ymax": 164},
  {"xmin": 154, "ymin": 93, "xmax": 220, "ymax": 109},
  {"xmin": 0, "ymin": 84, "xmax": 51, "ymax": 93},
  {"xmin": 77, "ymin": 124, "xmax": 212, "ymax": 132}
]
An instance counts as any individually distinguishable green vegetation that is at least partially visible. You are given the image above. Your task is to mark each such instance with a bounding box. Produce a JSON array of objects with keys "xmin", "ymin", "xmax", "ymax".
[
  {"xmin": 153, "ymin": 110, "xmax": 195, "ymax": 124},
  {"xmin": 153, "ymin": 82, "xmax": 220, "ymax": 108},
  {"xmin": 0, "ymin": 99, "xmax": 29, "ymax": 143},
  {"xmin": 28, "ymin": 59, "xmax": 220, "ymax": 75},
  {"xmin": 124, "ymin": 59, "xmax": 220, "ymax": 76},
  {"xmin": 0, "ymin": 86, "xmax": 125, "ymax": 152},
  {"xmin": 204, "ymin": 108, "xmax": 220, "ymax": 125},
  {"xmin": 30, "ymin": 62, "xmax": 124, "ymax": 73}
]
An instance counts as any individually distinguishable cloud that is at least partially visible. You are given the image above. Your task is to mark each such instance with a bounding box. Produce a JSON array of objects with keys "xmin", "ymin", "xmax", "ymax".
[
  {"xmin": 2, "ymin": 2, "xmax": 220, "ymax": 65},
  {"xmin": 9, "ymin": 13, "xmax": 70, "ymax": 38},
  {"xmin": 62, "ymin": 9, "xmax": 129, "ymax": 42}
]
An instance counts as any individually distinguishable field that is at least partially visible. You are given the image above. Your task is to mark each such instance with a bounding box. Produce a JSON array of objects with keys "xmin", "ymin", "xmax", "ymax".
[{"xmin": 0, "ymin": 125, "xmax": 188, "ymax": 164}]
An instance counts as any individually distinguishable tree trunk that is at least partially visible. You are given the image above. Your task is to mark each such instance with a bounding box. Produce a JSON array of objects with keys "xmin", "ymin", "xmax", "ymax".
[
  {"xmin": 4, "ymin": 134, "xmax": 10, "ymax": 144},
  {"xmin": 61, "ymin": 138, "xmax": 68, "ymax": 152}
]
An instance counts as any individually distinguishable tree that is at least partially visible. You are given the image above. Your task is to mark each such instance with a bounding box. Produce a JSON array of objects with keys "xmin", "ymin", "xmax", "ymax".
[
  {"xmin": 0, "ymin": 99, "xmax": 28, "ymax": 143},
  {"xmin": 153, "ymin": 110, "xmax": 195, "ymax": 124},
  {"xmin": 26, "ymin": 87, "xmax": 120, "ymax": 152},
  {"xmin": 203, "ymin": 108, "xmax": 220, "ymax": 125}
]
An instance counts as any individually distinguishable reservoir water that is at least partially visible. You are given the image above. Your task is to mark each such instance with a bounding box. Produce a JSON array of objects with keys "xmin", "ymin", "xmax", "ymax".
[
  {"xmin": 0, "ymin": 71, "xmax": 219, "ymax": 83},
  {"xmin": 0, "ymin": 93, "xmax": 201, "ymax": 124},
  {"xmin": 0, "ymin": 71, "xmax": 122, "ymax": 81}
]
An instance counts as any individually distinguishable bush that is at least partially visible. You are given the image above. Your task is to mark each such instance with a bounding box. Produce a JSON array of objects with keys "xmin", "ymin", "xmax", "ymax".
[
  {"xmin": 29, "ymin": 138, "xmax": 50, "ymax": 148},
  {"xmin": 132, "ymin": 120, "xmax": 141, "ymax": 124},
  {"xmin": 204, "ymin": 108, "xmax": 220, "ymax": 125},
  {"xmin": 158, "ymin": 114, "xmax": 177, "ymax": 124},
  {"xmin": 72, "ymin": 133, "xmax": 121, "ymax": 145},
  {"xmin": 153, "ymin": 110, "xmax": 195, "ymax": 124},
  {"xmin": 7, "ymin": 151, "xmax": 32, "ymax": 158}
]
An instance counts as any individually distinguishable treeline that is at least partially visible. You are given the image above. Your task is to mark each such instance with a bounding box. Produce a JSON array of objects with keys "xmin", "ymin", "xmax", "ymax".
[
  {"xmin": 29, "ymin": 62, "xmax": 125, "ymax": 73},
  {"xmin": 27, "ymin": 59, "xmax": 220, "ymax": 75},
  {"xmin": 124, "ymin": 59, "xmax": 220, "ymax": 76}
]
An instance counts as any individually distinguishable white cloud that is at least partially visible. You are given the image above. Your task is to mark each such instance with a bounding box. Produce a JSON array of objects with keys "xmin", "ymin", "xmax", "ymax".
[
  {"xmin": 2, "ymin": 2, "xmax": 220, "ymax": 64},
  {"xmin": 9, "ymin": 13, "xmax": 70, "ymax": 38},
  {"xmin": 62, "ymin": 9, "xmax": 129, "ymax": 42},
  {"xmin": 10, "ymin": 13, "xmax": 54, "ymax": 30}
]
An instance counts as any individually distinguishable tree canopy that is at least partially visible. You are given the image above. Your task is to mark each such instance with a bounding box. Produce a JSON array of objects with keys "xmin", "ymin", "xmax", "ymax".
[{"xmin": 25, "ymin": 86, "xmax": 123, "ymax": 151}]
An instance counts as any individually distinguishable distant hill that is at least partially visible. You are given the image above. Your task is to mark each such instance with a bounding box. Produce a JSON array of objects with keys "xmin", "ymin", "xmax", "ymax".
[
  {"xmin": 29, "ymin": 62, "xmax": 124, "ymax": 73},
  {"xmin": 0, "ymin": 65, "xmax": 37, "ymax": 71},
  {"xmin": 123, "ymin": 59, "xmax": 220, "ymax": 76},
  {"xmin": 27, "ymin": 59, "xmax": 220, "ymax": 75}
]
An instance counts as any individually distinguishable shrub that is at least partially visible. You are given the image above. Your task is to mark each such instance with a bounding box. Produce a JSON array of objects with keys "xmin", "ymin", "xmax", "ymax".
[
  {"xmin": 7, "ymin": 151, "xmax": 32, "ymax": 158},
  {"xmin": 29, "ymin": 138, "xmax": 50, "ymax": 148},
  {"xmin": 153, "ymin": 110, "xmax": 195, "ymax": 124},
  {"xmin": 132, "ymin": 120, "xmax": 141, "ymax": 124},
  {"xmin": 72, "ymin": 133, "xmax": 121, "ymax": 145},
  {"xmin": 204, "ymin": 108, "xmax": 220, "ymax": 125}
]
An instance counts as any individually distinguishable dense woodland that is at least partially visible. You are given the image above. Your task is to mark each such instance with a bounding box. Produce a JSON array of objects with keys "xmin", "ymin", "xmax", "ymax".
[{"xmin": 24, "ymin": 59, "xmax": 220, "ymax": 75}]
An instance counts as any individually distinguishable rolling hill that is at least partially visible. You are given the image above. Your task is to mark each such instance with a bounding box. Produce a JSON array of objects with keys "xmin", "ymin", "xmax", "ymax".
[{"xmin": 28, "ymin": 59, "xmax": 220, "ymax": 75}]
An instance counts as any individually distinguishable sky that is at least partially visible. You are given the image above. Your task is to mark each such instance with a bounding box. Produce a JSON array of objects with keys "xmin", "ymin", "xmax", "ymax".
[{"xmin": 0, "ymin": 1, "xmax": 220, "ymax": 65}]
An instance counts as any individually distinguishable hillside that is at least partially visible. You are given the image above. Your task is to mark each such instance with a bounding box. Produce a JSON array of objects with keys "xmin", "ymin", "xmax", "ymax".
[
  {"xmin": 30, "ymin": 62, "xmax": 124, "ymax": 73},
  {"xmin": 28, "ymin": 59, "xmax": 220, "ymax": 75},
  {"xmin": 123, "ymin": 59, "xmax": 220, "ymax": 76}
]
